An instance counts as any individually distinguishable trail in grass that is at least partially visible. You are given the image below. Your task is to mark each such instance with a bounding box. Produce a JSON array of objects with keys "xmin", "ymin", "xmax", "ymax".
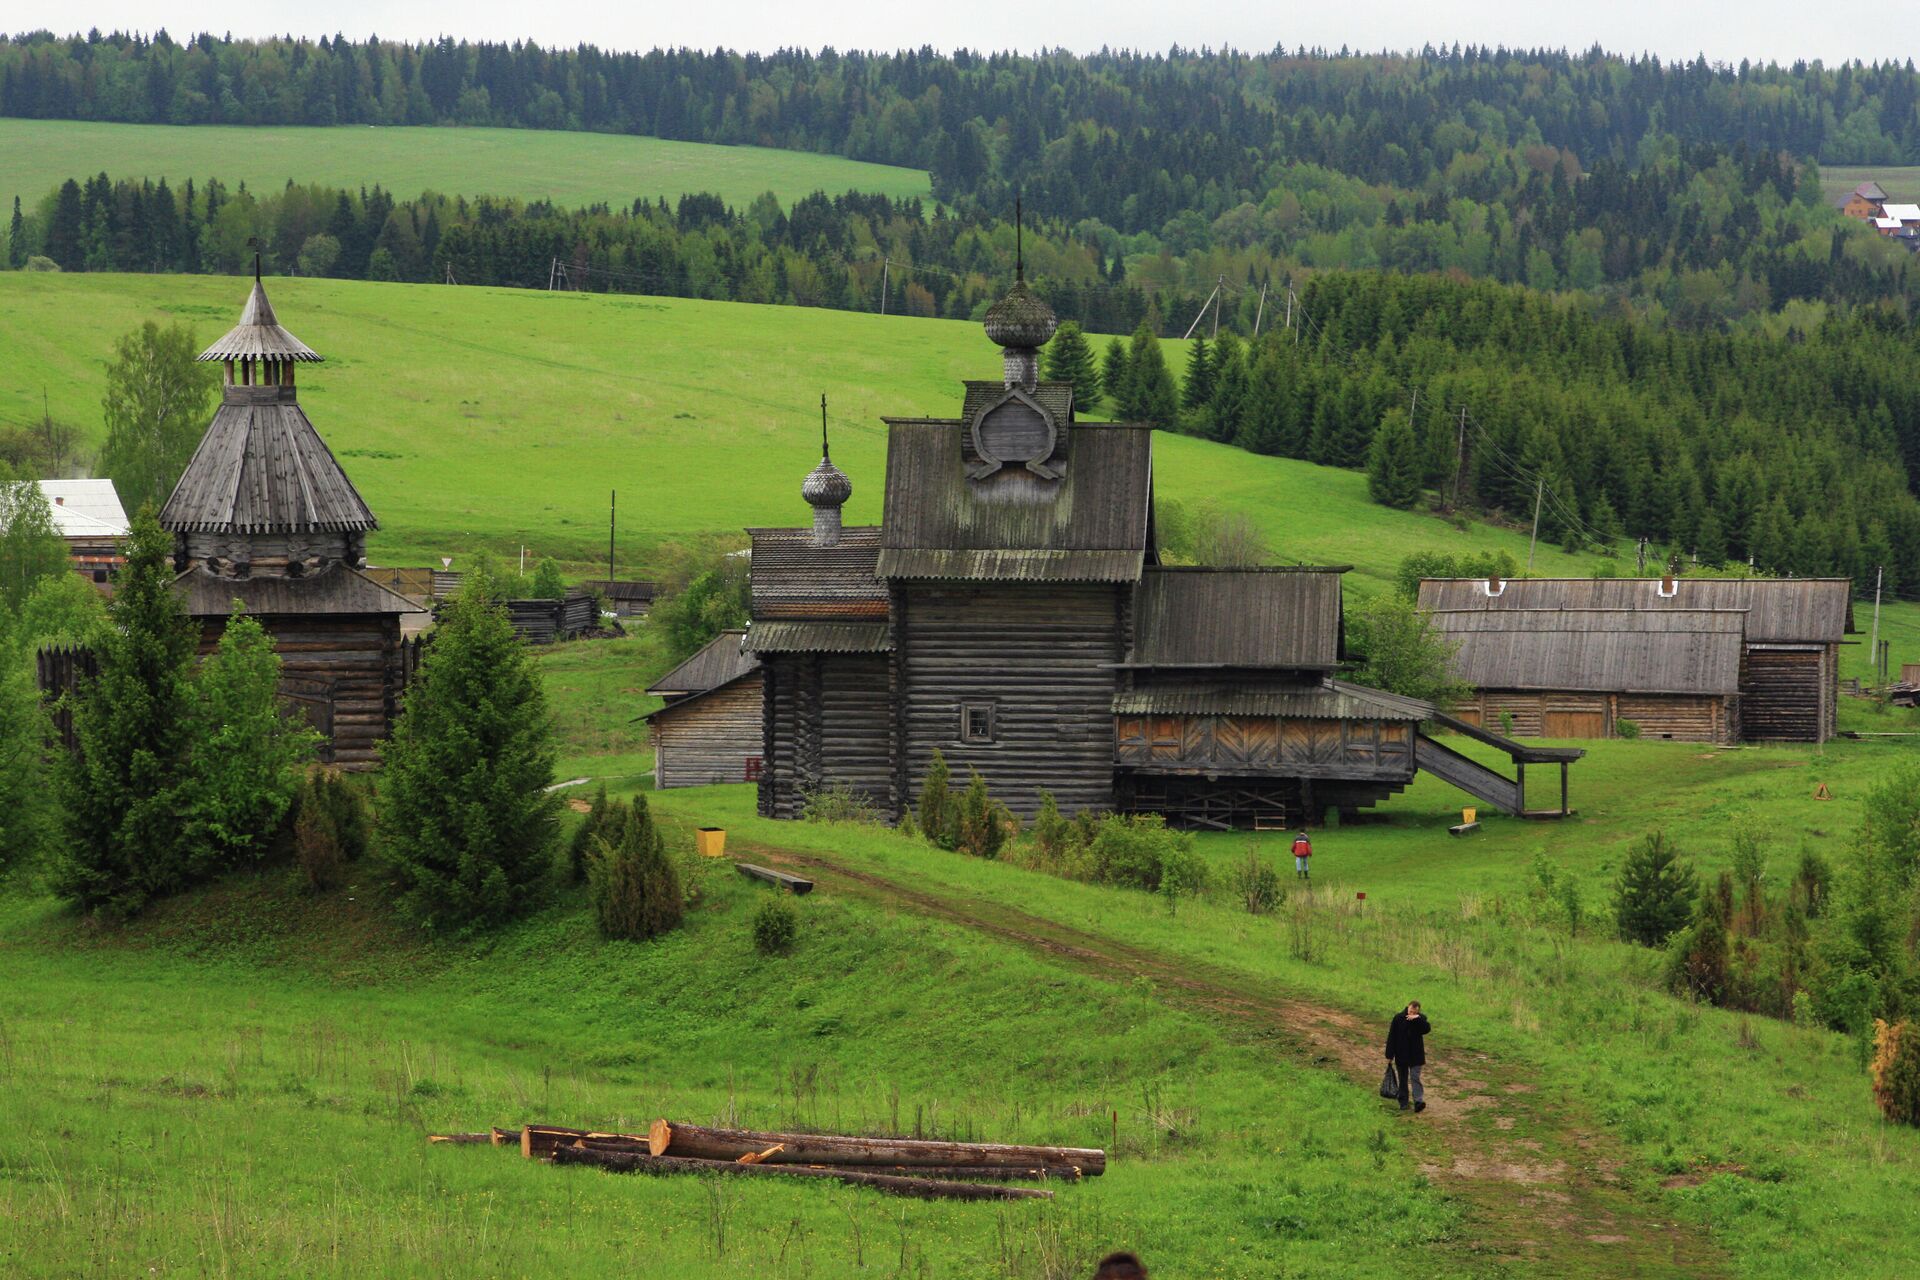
[{"xmin": 747, "ymin": 840, "xmax": 1729, "ymax": 1278}]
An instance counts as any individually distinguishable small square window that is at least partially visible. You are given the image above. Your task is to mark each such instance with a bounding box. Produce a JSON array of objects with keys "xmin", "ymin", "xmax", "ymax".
[
  {"xmin": 744, "ymin": 756, "xmax": 764, "ymax": 782},
  {"xmin": 92, "ymin": 569, "xmax": 107, "ymax": 583},
  {"xmin": 961, "ymin": 702, "xmax": 996, "ymax": 744}
]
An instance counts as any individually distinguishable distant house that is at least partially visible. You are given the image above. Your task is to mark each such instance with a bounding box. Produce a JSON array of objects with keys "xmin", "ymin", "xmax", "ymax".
[
  {"xmin": 644, "ymin": 629, "xmax": 763, "ymax": 789},
  {"xmin": 1837, "ymin": 180, "xmax": 1890, "ymax": 221},
  {"xmin": 1427, "ymin": 608, "xmax": 1745, "ymax": 743},
  {"xmin": 37, "ymin": 478, "xmax": 128, "ymax": 587},
  {"xmin": 582, "ymin": 579, "xmax": 657, "ymax": 617},
  {"xmin": 1417, "ymin": 577, "xmax": 1855, "ymax": 743}
]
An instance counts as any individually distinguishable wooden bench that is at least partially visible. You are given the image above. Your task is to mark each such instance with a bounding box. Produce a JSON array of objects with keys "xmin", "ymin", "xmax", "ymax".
[
  {"xmin": 1447, "ymin": 821, "xmax": 1480, "ymax": 837},
  {"xmin": 735, "ymin": 862, "xmax": 814, "ymax": 894}
]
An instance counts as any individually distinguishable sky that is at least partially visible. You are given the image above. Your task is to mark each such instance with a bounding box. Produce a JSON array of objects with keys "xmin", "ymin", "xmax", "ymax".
[{"xmin": 26, "ymin": 1, "xmax": 1915, "ymax": 67}]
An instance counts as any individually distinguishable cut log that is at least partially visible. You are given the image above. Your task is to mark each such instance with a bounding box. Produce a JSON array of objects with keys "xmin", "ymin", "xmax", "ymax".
[
  {"xmin": 560, "ymin": 1138, "xmax": 1076, "ymax": 1180},
  {"xmin": 550, "ymin": 1144, "xmax": 1054, "ymax": 1201},
  {"xmin": 520, "ymin": 1125, "xmax": 649, "ymax": 1158},
  {"xmin": 734, "ymin": 862, "xmax": 814, "ymax": 894},
  {"xmin": 426, "ymin": 1132, "xmax": 498, "ymax": 1145},
  {"xmin": 491, "ymin": 1127, "xmax": 523, "ymax": 1147},
  {"xmin": 648, "ymin": 1119, "xmax": 1105, "ymax": 1176}
]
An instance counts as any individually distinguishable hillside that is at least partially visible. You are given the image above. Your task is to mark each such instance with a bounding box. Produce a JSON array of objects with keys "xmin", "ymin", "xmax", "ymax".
[{"xmin": 0, "ymin": 119, "xmax": 933, "ymax": 214}]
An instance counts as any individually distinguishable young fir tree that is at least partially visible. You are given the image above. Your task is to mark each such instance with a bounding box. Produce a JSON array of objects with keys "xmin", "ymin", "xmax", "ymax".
[
  {"xmin": 917, "ymin": 749, "xmax": 956, "ymax": 850},
  {"xmin": 183, "ymin": 606, "xmax": 319, "ymax": 872},
  {"xmin": 1125, "ymin": 324, "xmax": 1179, "ymax": 428},
  {"xmin": 1100, "ymin": 338, "xmax": 1132, "ymax": 413},
  {"xmin": 589, "ymin": 795, "xmax": 684, "ymax": 940},
  {"xmin": 1180, "ymin": 335, "xmax": 1215, "ymax": 413},
  {"xmin": 1366, "ymin": 409, "xmax": 1424, "ymax": 509},
  {"xmin": 7, "ymin": 196, "xmax": 24, "ymax": 269},
  {"xmin": 1042, "ymin": 321, "xmax": 1100, "ymax": 407},
  {"xmin": 1203, "ymin": 335, "xmax": 1247, "ymax": 443},
  {"xmin": 1611, "ymin": 831, "xmax": 1699, "ymax": 946},
  {"xmin": 380, "ymin": 571, "xmax": 563, "ymax": 930},
  {"xmin": 57, "ymin": 509, "xmax": 199, "ymax": 916},
  {"xmin": 569, "ymin": 782, "xmax": 612, "ymax": 881}
]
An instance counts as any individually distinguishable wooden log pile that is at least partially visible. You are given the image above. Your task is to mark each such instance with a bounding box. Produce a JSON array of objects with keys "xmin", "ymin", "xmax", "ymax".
[{"xmin": 426, "ymin": 1117, "xmax": 1106, "ymax": 1204}]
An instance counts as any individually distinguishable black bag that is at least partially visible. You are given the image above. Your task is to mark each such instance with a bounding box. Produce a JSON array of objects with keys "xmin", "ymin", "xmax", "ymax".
[{"xmin": 1379, "ymin": 1064, "xmax": 1399, "ymax": 1099}]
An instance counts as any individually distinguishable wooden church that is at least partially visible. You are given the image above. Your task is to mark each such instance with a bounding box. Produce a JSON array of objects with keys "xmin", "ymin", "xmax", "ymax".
[
  {"xmin": 158, "ymin": 270, "xmax": 417, "ymax": 767},
  {"xmin": 746, "ymin": 273, "xmax": 1571, "ymax": 827}
]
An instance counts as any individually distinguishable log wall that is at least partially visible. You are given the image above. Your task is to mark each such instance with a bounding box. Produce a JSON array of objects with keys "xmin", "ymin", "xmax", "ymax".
[
  {"xmin": 198, "ymin": 612, "xmax": 402, "ymax": 769},
  {"xmin": 653, "ymin": 675, "xmax": 764, "ymax": 789},
  {"xmin": 897, "ymin": 583, "xmax": 1121, "ymax": 818},
  {"xmin": 1740, "ymin": 647, "xmax": 1829, "ymax": 742},
  {"xmin": 1112, "ymin": 715, "xmax": 1415, "ymax": 778},
  {"xmin": 758, "ymin": 654, "xmax": 892, "ymax": 817}
]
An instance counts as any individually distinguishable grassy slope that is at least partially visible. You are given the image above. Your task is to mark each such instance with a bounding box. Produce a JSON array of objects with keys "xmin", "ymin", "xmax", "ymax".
[
  {"xmin": 1818, "ymin": 164, "xmax": 1920, "ymax": 202},
  {"xmin": 0, "ymin": 119, "xmax": 932, "ymax": 213}
]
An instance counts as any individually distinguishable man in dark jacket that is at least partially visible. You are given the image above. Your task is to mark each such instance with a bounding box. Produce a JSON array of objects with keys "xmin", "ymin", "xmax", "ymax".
[{"xmin": 1384, "ymin": 1000, "xmax": 1431, "ymax": 1112}]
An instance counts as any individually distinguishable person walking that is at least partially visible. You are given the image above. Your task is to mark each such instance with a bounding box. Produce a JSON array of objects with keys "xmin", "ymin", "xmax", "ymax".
[
  {"xmin": 1291, "ymin": 829, "xmax": 1312, "ymax": 881},
  {"xmin": 1385, "ymin": 1000, "xmax": 1431, "ymax": 1113}
]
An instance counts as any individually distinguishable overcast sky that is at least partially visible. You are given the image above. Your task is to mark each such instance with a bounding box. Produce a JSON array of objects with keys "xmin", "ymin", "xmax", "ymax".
[{"xmin": 30, "ymin": 1, "xmax": 1916, "ymax": 67}]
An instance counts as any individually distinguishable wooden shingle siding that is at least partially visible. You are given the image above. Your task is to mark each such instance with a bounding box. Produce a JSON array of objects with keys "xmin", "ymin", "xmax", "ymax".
[
  {"xmin": 652, "ymin": 675, "xmax": 764, "ymax": 789},
  {"xmin": 901, "ymin": 583, "xmax": 1119, "ymax": 816}
]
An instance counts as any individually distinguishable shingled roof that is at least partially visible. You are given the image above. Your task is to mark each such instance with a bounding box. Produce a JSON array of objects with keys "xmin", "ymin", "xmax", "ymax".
[
  {"xmin": 172, "ymin": 565, "xmax": 418, "ymax": 616},
  {"xmin": 1416, "ymin": 577, "xmax": 1853, "ymax": 644},
  {"xmin": 1115, "ymin": 676, "xmax": 1430, "ymax": 720},
  {"xmin": 747, "ymin": 526, "xmax": 886, "ymax": 618},
  {"xmin": 1427, "ymin": 607, "xmax": 1746, "ymax": 696},
  {"xmin": 1128, "ymin": 568, "xmax": 1345, "ymax": 669},
  {"xmin": 647, "ymin": 629, "xmax": 758, "ymax": 697},
  {"xmin": 197, "ymin": 276, "xmax": 322, "ymax": 363},
  {"xmin": 159, "ymin": 386, "xmax": 378, "ymax": 534},
  {"xmin": 876, "ymin": 420, "xmax": 1152, "ymax": 582}
]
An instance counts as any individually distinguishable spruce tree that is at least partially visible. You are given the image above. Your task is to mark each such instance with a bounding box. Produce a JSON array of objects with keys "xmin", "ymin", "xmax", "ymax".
[
  {"xmin": 380, "ymin": 572, "xmax": 562, "ymax": 930},
  {"xmin": 1042, "ymin": 321, "xmax": 1100, "ymax": 406},
  {"xmin": 1180, "ymin": 335, "xmax": 1215, "ymax": 412},
  {"xmin": 1125, "ymin": 324, "xmax": 1179, "ymax": 428},
  {"xmin": 1366, "ymin": 409, "xmax": 1423, "ymax": 509},
  {"xmin": 183, "ymin": 607, "xmax": 319, "ymax": 872},
  {"xmin": 7, "ymin": 196, "xmax": 24, "ymax": 269},
  {"xmin": 57, "ymin": 509, "xmax": 198, "ymax": 916},
  {"xmin": 1100, "ymin": 338, "xmax": 1131, "ymax": 413},
  {"xmin": 1204, "ymin": 335, "xmax": 1247, "ymax": 443},
  {"xmin": 0, "ymin": 634, "xmax": 57, "ymax": 878},
  {"xmin": 589, "ymin": 795, "xmax": 684, "ymax": 940},
  {"xmin": 918, "ymin": 749, "xmax": 956, "ymax": 849},
  {"xmin": 1612, "ymin": 831, "xmax": 1699, "ymax": 946}
]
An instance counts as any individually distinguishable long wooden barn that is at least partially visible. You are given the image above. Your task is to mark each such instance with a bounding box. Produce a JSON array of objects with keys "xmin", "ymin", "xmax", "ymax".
[
  {"xmin": 741, "ymin": 277, "xmax": 1576, "ymax": 827},
  {"xmin": 157, "ymin": 269, "xmax": 419, "ymax": 767},
  {"xmin": 645, "ymin": 630, "xmax": 763, "ymax": 789},
  {"xmin": 1417, "ymin": 577, "xmax": 1855, "ymax": 743}
]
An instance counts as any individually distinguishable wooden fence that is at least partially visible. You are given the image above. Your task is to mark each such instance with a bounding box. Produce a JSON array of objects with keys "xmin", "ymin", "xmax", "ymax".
[{"xmin": 34, "ymin": 645, "xmax": 99, "ymax": 751}]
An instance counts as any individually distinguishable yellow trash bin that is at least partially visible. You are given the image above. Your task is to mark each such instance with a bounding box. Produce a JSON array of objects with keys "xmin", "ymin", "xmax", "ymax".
[
  {"xmin": 1461, "ymin": 807, "xmax": 1477, "ymax": 826},
  {"xmin": 695, "ymin": 828, "xmax": 727, "ymax": 858}
]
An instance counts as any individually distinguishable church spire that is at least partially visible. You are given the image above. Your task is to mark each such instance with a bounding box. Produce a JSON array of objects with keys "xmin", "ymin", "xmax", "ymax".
[
  {"xmin": 801, "ymin": 393, "xmax": 852, "ymax": 548},
  {"xmin": 982, "ymin": 197, "xmax": 1056, "ymax": 390}
]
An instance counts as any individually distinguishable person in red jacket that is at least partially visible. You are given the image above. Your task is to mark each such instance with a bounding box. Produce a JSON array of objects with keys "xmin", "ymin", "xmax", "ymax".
[{"xmin": 1291, "ymin": 829, "xmax": 1313, "ymax": 881}]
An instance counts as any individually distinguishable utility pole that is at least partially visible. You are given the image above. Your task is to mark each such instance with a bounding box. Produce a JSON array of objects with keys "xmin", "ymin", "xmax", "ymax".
[
  {"xmin": 1252, "ymin": 282, "xmax": 1268, "ymax": 337},
  {"xmin": 880, "ymin": 258, "xmax": 890, "ymax": 316},
  {"xmin": 1449, "ymin": 408, "xmax": 1468, "ymax": 510},
  {"xmin": 1182, "ymin": 280, "xmax": 1221, "ymax": 341},
  {"xmin": 608, "ymin": 489, "xmax": 617, "ymax": 589},
  {"xmin": 1526, "ymin": 475, "xmax": 1545, "ymax": 573},
  {"xmin": 1869, "ymin": 564, "xmax": 1883, "ymax": 688},
  {"xmin": 1636, "ymin": 536, "xmax": 1648, "ymax": 575},
  {"xmin": 1210, "ymin": 275, "xmax": 1223, "ymax": 338},
  {"xmin": 1284, "ymin": 281, "xmax": 1294, "ymax": 340}
]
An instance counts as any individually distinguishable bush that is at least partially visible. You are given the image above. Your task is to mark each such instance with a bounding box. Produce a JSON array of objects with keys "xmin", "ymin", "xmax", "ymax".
[
  {"xmin": 1158, "ymin": 839, "xmax": 1209, "ymax": 914},
  {"xmin": 1667, "ymin": 907, "xmax": 1731, "ymax": 1006},
  {"xmin": 1344, "ymin": 593, "xmax": 1469, "ymax": 706},
  {"xmin": 752, "ymin": 899, "xmax": 798, "ymax": 955},
  {"xmin": 954, "ymin": 768, "xmax": 1011, "ymax": 859},
  {"xmin": 1615, "ymin": 718, "xmax": 1641, "ymax": 740},
  {"xmin": 801, "ymin": 783, "xmax": 881, "ymax": 824},
  {"xmin": 1612, "ymin": 831, "xmax": 1699, "ymax": 946},
  {"xmin": 568, "ymin": 784, "xmax": 613, "ymax": 881},
  {"xmin": 917, "ymin": 750, "xmax": 957, "ymax": 849},
  {"xmin": 1234, "ymin": 848, "xmax": 1284, "ymax": 914},
  {"xmin": 292, "ymin": 769, "xmax": 372, "ymax": 893},
  {"xmin": 1089, "ymin": 814, "xmax": 1204, "ymax": 899},
  {"xmin": 1872, "ymin": 1020, "xmax": 1920, "ymax": 1126},
  {"xmin": 588, "ymin": 796, "xmax": 684, "ymax": 941}
]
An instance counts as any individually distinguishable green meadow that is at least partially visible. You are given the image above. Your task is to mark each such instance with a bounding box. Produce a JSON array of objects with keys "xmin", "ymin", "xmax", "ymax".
[
  {"xmin": 1818, "ymin": 164, "xmax": 1920, "ymax": 203},
  {"xmin": 0, "ymin": 119, "xmax": 933, "ymax": 214}
]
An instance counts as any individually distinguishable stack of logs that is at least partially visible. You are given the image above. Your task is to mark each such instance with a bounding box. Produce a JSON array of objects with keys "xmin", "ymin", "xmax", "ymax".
[{"xmin": 428, "ymin": 1118, "xmax": 1105, "ymax": 1203}]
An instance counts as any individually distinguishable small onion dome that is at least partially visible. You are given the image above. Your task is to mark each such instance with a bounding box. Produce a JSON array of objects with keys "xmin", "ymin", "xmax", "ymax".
[
  {"xmin": 982, "ymin": 279, "xmax": 1057, "ymax": 350},
  {"xmin": 802, "ymin": 456, "xmax": 853, "ymax": 508}
]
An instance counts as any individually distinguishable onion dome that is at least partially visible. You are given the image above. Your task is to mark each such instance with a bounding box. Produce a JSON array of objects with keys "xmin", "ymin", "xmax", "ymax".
[
  {"xmin": 803, "ymin": 455, "xmax": 853, "ymax": 508},
  {"xmin": 982, "ymin": 279, "xmax": 1058, "ymax": 350}
]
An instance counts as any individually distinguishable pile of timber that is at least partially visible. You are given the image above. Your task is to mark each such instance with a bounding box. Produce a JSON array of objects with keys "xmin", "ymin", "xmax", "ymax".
[{"xmin": 426, "ymin": 1118, "xmax": 1105, "ymax": 1204}]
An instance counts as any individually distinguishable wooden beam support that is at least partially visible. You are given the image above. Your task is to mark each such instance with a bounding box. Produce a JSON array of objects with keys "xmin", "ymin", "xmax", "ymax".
[
  {"xmin": 649, "ymin": 1118, "xmax": 1103, "ymax": 1175},
  {"xmin": 550, "ymin": 1144, "xmax": 1054, "ymax": 1201}
]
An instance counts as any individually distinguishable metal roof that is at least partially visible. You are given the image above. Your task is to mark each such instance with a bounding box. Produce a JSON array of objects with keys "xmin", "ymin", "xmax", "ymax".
[
  {"xmin": 171, "ymin": 566, "xmax": 419, "ymax": 616},
  {"xmin": 747, "ymin": 526, "xmax": 887, "ymax": 618},
  {"xmin": 877, "ymin": 419, "xmax": 1152, "ymax": 582},
  {"xmin": 1416, "ymin": 577, "xmax": 1853, "ymax": 644},
  {"xmin": 197, "ymin": 277, "xmax": 322, "ymax": 363},
  {"xmin": 36, "ymin": 479, "xmax": 129, "ymax": 536},
  {"xmin": 1427, "ymin": 607, "xmax": 1746, "ymax": 696},
  {"xmin": 647, "ymin": 629, "xmax": 758, "ymax": 696},
  {"xmin": 1115, "ymin": 676, "xmax": 1430, "ymax": 721},
  {"xmin": 159, "ymin": 389, "xmax": 378, "ymax": 535},
  {"xmin": 744, "ymin": 621, "xmax": 893, "ymax": 653},
  {"xmin": 1129, "ymin": 567, "xmax": 1344, "ymax": 669}
]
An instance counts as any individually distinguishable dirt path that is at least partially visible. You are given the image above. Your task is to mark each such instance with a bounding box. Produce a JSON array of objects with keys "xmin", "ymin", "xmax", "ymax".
[{"xmin": 746, "ymin": 841, "xmax": 1727, "ymax": 1278}]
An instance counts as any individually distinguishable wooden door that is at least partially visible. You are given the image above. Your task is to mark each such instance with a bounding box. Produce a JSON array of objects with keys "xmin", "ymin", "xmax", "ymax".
[{"xmin": 1541, "ymin": 709, "xmax": 1606, "ymax": 739}]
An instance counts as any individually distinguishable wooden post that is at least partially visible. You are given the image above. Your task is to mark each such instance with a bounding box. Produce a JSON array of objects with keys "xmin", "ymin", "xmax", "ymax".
[
  {"xmin": 1560, "ymin": 762, "xmax": 1569, "ymax": 816},
  {"xmin": 1515, "ymin": 762, "xmax": 1525, "ymax": 813}
]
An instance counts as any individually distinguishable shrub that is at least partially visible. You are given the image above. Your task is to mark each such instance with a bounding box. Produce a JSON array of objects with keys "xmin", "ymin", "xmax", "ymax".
[
  {"xmin": 1032, "ymin": 790, "xmax": 1074, "ymax": 863},
  {"xmin": 1793, "ymin": 847, "xmax": 1832, "ymax": 917},
  {"xmin": 1872, "ymin": 1021, "xmax": 1920, "ymax": 1126},
  {"xmin": 801, "ymin": 783, "xmax": 881, "ymax": 824},
  {"xmin": 1088, "ymin": 814, "xmax": 1203, "ymax": 897},
  {"xmin": 1158, "ymin": 839, "xmax": 1209, "ymax": 914},
  {"xmin": 1612, "ymin": 831, "xmax": 1699, "ymax": 946},
  {"xmin": 1234, "ymin": 848, "xmax": 1284, "ymax": 914},
  {"xmin": 1667, "ymin": 905, "xmax": 1731, "ymax": 1006},
  {"xmin": 1615, "ymin": 718, "xmax": 1641, "ymax": 740},
  {"xmin": 292, "ymin": 769, "xmax": 372, "ymax": 893},
  {"xmin": 752, "ymin": 899, "xmax": 798, "ymax": 955},
  {"xmin": 1498, "ymin": 709, "xmax": 1515, "ymax": 736},
  {"xmin": 917, "ymin": 750, "xmax": 956, "ymax": 849},
  {"xmin": 1344, "ymin": 593, "xmax": 1470, "ymax": 706},
  {"xmin": 588, "ymin": 796, "xmax": 683, "ymax": 941},
  {"xmin": 954, "ymin": 768, "xmax": 1010, "ymax": 859},
  {"xmin": 568, "ymin": 784, "xmax": 612, "ymax": 882}
]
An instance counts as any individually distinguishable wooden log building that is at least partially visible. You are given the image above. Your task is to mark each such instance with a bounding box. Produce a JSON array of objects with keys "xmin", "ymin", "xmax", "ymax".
[
  {"xmin": 157, "ymin": 269, "xmax": 417, "ymax": 768},
  {"xmin": 744, "ymin": 273, "xmax": 1576, "ymax": 827},
  {"xmin": 1417, "ymin": 577, "xmax": 1855, "ymax": 743},
  {"xmin": 37, "ymin": 479, "xmax": 129, "ymax": 588},
  {"xmin": 645, "ymin": 629, "xmax": 764, "ymax": 789}
]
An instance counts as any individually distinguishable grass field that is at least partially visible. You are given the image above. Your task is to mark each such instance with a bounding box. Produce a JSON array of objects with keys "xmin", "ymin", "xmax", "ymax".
[
  {"xmin": 0, "ymin": 119, "xmax": 932, "ymax": 214},
  {"xmin": 1818, "ymin": 164, "xmax": 1920, "ymax": 203}
]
